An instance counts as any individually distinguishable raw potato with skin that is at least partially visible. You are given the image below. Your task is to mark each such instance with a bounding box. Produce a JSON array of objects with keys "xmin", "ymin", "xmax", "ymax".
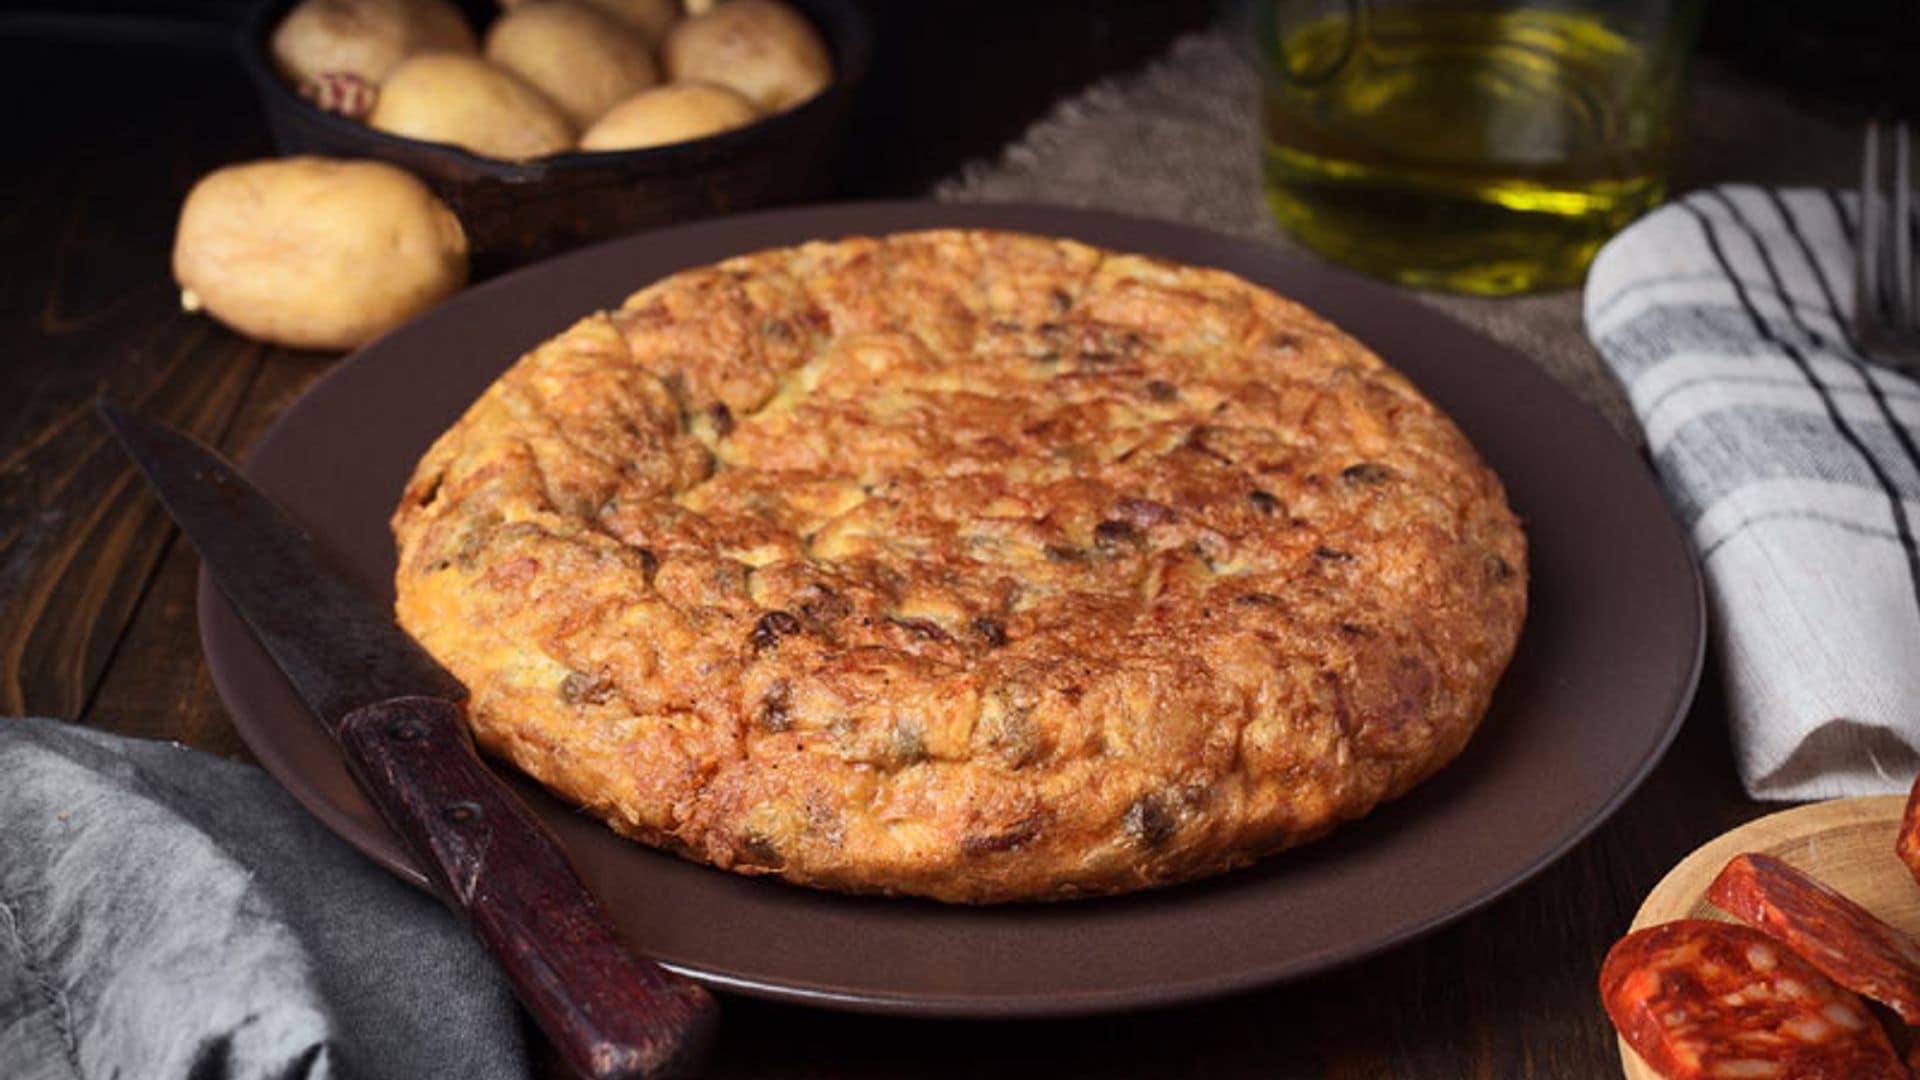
[
  {"xmin": 663, "ymin": 0, "xmax": 832, "ymax": 113},
  {"xmin": 581, "ymin": 82, "xmax": 759, "ymax": 151},
  {"xmin": 370, "ymin": 52, "xmax": 576, "ymax": 160},
  {"xmin": 498, "ymin": 0, "xmax": 681, "ymax": 43},
  {"xmin": 485, "ymin": 2, "xmax": 659, "ymax": 129},
  {"xmin": 173, "ymin": 158, "xmax": 467, "ymax": 351},
  {"xmin": 272, "ymin": 0, "xmax": 477, "ymax": 87},
  {"xmin": 390, "ymin": 230, "xmax": 1528, "ymax": 903}
]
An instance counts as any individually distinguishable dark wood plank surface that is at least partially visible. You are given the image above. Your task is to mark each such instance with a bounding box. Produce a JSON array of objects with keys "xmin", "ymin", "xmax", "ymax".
[{"xmin": 1, "ymin": 3, "xmax": 1903, "ymax": 1077}]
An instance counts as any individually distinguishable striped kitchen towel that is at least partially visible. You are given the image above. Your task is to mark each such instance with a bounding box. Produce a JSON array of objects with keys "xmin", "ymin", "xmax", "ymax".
[{"xmin": 1585, "ymin": 185, "xmax": 1920, "ymax": 802}]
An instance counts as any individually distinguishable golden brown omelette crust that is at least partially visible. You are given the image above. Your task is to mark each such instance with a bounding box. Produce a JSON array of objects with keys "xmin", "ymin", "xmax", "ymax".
[{"xmin": 391, "ymin": 230, "xmax": 1527, "ymax": 903}]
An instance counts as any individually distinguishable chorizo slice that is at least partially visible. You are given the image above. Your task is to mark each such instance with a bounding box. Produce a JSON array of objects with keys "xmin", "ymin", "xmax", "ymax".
[
  {"xmin": 1709, "ymin": 852, "xmax": 1920, "ymax": 1025},
  {"xmin": 1898, "ymin": 775, "xmax": 1920, "ymax": 888},
  {"xmin": 1600, "ymin": 919, "xmax": 1906, "ymax": 1079}
]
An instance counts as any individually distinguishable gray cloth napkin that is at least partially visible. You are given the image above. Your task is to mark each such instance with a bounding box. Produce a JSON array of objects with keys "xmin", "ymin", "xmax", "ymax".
[
  {"xmin": 0, "ymin": 717, "xmax": 527, "ymax": 1080},
  {"xmin": 1584, "ymin": 187, "xmax": 1920, "ymax": 801}
]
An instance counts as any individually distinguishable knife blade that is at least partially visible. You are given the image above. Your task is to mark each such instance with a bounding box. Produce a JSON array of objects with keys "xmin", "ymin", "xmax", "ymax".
[
  {"xmin": 98, "ymin": 401, "xmax": 717, "ymax": 1080},
  {"xmin": 100, "ymin": 401, "xmax": 464, "ymax": 727}
]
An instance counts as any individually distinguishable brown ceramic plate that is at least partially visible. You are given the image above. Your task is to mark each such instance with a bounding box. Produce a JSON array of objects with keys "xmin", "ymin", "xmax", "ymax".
[{"xmin": 199, "ymin": 202, "xmax": 1703, "ymax": 1017}]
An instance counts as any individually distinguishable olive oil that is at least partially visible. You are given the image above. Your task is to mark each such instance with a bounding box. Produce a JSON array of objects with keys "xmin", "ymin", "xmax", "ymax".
[{"xmin": 1260, "ymin": 6, "xmax": 1686, "ymax": 294}]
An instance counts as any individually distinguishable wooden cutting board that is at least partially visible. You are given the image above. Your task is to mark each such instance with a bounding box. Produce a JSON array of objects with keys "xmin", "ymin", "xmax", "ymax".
[{"xmin": 1619, "ymin": 796, "xmax": 1920, "ymax": 1079}]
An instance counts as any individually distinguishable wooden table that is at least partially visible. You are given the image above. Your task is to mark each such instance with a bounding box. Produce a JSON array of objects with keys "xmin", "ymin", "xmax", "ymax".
[{"xmin": 0, "ymin": 3, "xmax": 1895, "ymax": 1077}]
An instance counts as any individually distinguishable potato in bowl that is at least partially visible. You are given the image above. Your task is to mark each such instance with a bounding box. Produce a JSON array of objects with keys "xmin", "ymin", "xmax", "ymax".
[
  {"xmin": 240, "ymin": 0, "xmax": 871, "ymax": 266},
  {"xmin": 267, "ymin": 0, "xmax": 833, "ymax": 159}
]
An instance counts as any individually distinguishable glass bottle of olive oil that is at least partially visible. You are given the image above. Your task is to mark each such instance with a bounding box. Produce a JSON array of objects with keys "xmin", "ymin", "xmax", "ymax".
[{"xmin": 1257, "ymin": 1, "xmax": 1703, "ymax": 294}]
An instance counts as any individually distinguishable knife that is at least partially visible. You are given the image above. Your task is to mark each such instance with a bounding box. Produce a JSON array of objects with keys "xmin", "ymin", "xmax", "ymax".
[{"xmin": 98, "ymin": 402, "xmax": 718, "ymax": 1080}]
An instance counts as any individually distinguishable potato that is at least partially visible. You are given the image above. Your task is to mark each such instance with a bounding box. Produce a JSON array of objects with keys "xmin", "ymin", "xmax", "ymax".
[
  {"xmin": 663, "ymin": 0, "xmax": 832, "ymax": 113},
  {"xmin": 173, "ymin": 158, "xmax": 468, "ymax": 351},
  {"xmin": 498, "ymin": 0, "xmax": 680, "ymax": 43},
  {"xmin": 369, "ymin": 53, "xmax": 576, "ymax": 160},
  {"xmin": 272, "ymin": 0, "xmax": 476, "ymax": 86},
  {"xmin": 580, "ymin": 82, "xmax": 759, "ymax": 151},
  {"xmin": 485, "ymin": 3, "xmax": 659, "ymax": 128}
]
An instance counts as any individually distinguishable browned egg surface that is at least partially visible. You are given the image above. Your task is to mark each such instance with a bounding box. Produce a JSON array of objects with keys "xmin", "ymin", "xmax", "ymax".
[{"xmin": 392, "ymin": 230, "xmax": 1527, "ymax": 902}]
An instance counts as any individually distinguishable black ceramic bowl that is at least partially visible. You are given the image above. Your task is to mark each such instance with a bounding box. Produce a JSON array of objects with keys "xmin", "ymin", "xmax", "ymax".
[{"xmin": 241, "ymin": 0, "xmax": 871, "ymax": 272}]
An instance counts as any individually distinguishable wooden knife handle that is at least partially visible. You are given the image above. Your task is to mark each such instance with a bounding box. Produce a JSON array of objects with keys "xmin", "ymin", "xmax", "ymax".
[{"xmin": 337, "ymin": 695, "xmax": 718, "ymax": 1080}]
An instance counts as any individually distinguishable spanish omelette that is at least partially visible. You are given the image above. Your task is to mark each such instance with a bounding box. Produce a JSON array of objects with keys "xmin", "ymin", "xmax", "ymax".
[{"xmin": 391, "ymin": 229, "xmax": 1527, "ymax": 903}]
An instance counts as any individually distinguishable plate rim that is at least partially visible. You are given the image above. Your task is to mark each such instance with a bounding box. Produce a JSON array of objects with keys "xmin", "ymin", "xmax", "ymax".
[{"xmin": 198, "ymin": 199, "xmax": 1705, "ymax": 1017}]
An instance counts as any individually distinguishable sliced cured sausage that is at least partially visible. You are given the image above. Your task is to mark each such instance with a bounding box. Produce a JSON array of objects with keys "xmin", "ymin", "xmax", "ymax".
[
  {"xmin": 1709, "ymin": 852, "xmax": 1920, "ymax": 1025},
  {"xmin": 1899, "ymin": 775, "xmax": 1920, "ymax": 888},
  {"xmin": 1601, "ymin": 919, "xmax": 1906, "ymax": 1079}
]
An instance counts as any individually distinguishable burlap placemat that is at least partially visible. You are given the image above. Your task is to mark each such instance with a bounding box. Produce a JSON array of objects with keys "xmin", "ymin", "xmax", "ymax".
[{"xmin": 936, "ymin": 30, "xmax": 1861, "ymax": 441}]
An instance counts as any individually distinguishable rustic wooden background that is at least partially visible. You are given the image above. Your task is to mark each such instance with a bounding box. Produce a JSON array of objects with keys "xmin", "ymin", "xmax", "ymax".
[{"xmin": 1, "ymin": 1, "xmax": 1911, "ymax": 1076}]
